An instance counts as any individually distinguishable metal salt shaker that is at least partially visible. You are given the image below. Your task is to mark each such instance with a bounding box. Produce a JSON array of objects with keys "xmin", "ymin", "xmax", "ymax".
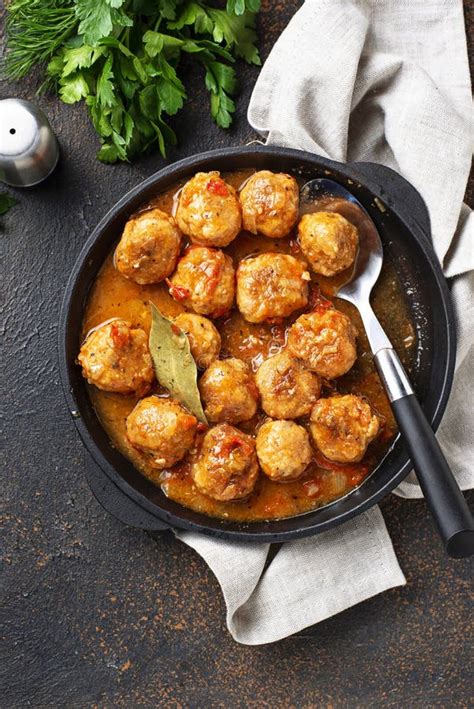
[{"xmin": 0, "ymin": 98, "xmax": 60, "ymax": 187}]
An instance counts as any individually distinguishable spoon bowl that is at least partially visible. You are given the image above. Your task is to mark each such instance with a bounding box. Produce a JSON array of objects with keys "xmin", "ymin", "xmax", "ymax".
[{"xmin": 301, "ymin": 177, "xmax": 383, "ymax": 303}]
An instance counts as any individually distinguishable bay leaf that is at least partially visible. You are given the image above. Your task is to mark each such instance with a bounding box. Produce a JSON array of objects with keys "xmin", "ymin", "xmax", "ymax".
[{"xmin": 148, "ymin": 302, "xmax": 207, "ymax": 424}]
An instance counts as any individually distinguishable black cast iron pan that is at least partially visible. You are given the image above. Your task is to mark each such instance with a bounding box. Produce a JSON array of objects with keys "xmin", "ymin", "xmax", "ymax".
[{"xmin": 59, "ymin": 146, "xmax": 457, "ymax": 542}]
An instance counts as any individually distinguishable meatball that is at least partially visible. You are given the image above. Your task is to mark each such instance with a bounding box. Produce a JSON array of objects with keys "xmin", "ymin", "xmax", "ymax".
[
  {"xmin": 78, "ymin": 319, "xmax": 154, "ymax": 395},
  {"xmin": 191, "ymin": 423, "xmax": 259, "ymax": 501},
  {"xmin": 174, "ymin": 313, "xmax": 221, "ymax": 369},
  {"xmin": 287, "ymin": 308, "xmax": 357, "ymax": 378},
  {"xmin": 310, "ymin": 394, "xmax": 380, "ymax": 463},
  {"xmin": 115, "ymin": 208, "xmax": 181, "ymax": 285},
  {"xmin": 257, "ymin": 420, "xmax": 313, "ymax": 481},
  {"xmin": 126, "ymin": 397, "xmax": 197, "ymax": 469},
  {"xmin": 236, "ymin": 253, "xmax": 309, "ymax": 323},
  {"xmin": 298, "ymin": 212, "xmax": 359, "ymax": 277},
  {"xmin": 175, "ymin": 171, "xmax": 241, "ymax": 247},
  {"xmin": 239, "ymin": 170, "xmax": 299, "ymax": 238},
  {"xmin": 199, "ymin": 358, "xmax": 258, "ymax": 424},
  {"xmin": 168, "ymin": 246, "xmax": 235, "ymax": 318},
  {"xmin": 255, "ymin": 351, "xmax": 321, "ymax": 419}
]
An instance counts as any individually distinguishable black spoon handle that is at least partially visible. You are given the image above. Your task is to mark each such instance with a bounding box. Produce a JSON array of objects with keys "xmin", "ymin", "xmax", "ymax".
[{"xmin": 375, "ymin": 349, "xmax": 474, "ymax": 559}]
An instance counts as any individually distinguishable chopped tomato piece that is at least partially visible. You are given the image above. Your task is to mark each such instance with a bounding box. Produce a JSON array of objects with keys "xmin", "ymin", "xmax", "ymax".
[
  {"xmin": 289, "ymin": 239, "xmax": 301, "ymax": 255},
  {"xmin": 166, "ymin": 278, "xmax": 190, "ymax": 302},
  {"xmin": 110, "ymin": 322, "xmax": 130, "ymax": 348},
  {"xmin": 201, "ymin": 259, "xmax": 222, "ymax": 294},
  {"xmin": 196, "ymin": 421, "xmax": 208, "ymax": 433},
  {"xmin": 181, "ymin": 414, "xmax": 198, "ymax": 430},
  {"xmin": 309, "ymin": 285, "xmax": 333, "ymax": 313},
  {"xmin": 206, "ymin": 178, "xmax": 229, "ymax": 196},
  {"xmin": 349, "ymin": 470, "xmax": 367, "ymax": 485},
  {"xmin": 218, "ymin": 435, "xmax": 253, "ymax": 458}
]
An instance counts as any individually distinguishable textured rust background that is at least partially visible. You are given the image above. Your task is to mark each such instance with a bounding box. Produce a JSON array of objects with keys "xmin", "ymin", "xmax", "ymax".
[{"xmin": 1, "ymin": 2, "xmax": 473, "ymax": 707}]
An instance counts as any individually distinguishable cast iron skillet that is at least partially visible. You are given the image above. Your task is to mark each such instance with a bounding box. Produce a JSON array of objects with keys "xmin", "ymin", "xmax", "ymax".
[{"xmin": 59, "ymin": 145, "xmax": 456, "ymax": 542}]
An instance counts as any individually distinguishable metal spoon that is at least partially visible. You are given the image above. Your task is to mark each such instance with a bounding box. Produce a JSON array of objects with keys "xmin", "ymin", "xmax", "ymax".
[{"xmin": 301, "ymin": 178, "xmax": 474, "ymax": 558}]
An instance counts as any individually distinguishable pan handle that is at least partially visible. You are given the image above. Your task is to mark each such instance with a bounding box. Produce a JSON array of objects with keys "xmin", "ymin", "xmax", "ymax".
[
  {"xmin": 85, "ymin": 463, "xmax": 170, "ymax": 532},
  {"xmin": 375, "ymin": 348, "xmax": 474, "ymax": 558},
  {"xmin": 349, "ymin": 161, "xmax": 432, "ymax": 241}
]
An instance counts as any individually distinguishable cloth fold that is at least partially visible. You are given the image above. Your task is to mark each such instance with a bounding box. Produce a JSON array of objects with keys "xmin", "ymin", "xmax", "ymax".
[
  {"xmin": 177, "ymin": 0, "xmax": 473, "ymax": 644},
  {"xmin": 177, "ymin": 507, "xmax": 405, "ymax": 645}
]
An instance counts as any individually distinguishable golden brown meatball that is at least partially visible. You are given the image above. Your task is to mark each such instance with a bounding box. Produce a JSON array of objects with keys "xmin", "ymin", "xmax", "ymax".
[
  {"xmin": 78, "ymin": 319, "xmax": 154, "ymax": 395},
  {"xmin": 255, "ymin": 351, "xmax": 321, "ymax": 419},
  {"xmin": 168, "ymin": 246, "xmax": 235, "ymax": 318},
  {"xmin": 239, "ymin": 170, "xmax": 299, "ymax": 238},
  {"xmin": 174, "ymin": 313, "xmax": 221, "ymax": 369},
  {"xmin": 310, "ymin": 394, "xmax": 380, "ymax": 463},
  {"xmin": 199, "ymin": 358, "xmax": 258, "ymax": 424},
  {"xmin": 175, "ymin": 171, "xmax": 241, "ymax": 247},
  {"xmin": 190, "ymin": 423, "xmax": 259, "ymax": 501},
  {"xmin": 298, "ymin": 212, "xmax": 358, "ymax": 277},
  {"xmin": 126, "ymin": 397, "xmax": 197, "ymax": 469},
  {"xmin": 115, "ymin": 208, "xmax": 181, "ymax": 285},
  {"xmin": 236, "ymin": 253, "xmax": 309, "ymax": 323},
  {"xmin": 287, "ymin": 308, "xmax": 357, "ymax": 378},
  {"xmin": 256, "ymin": 420, "xmax": 312, "ymax": 481}
]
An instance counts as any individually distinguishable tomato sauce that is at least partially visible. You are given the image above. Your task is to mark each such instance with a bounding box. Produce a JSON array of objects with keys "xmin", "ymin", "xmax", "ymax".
[{"xmin": 82, "ymin": 169, "xmax": 416, "ymax": 522}]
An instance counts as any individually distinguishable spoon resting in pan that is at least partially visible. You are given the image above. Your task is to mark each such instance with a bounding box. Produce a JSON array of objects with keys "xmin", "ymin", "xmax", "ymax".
[{"xmin": 301, "ymin": 178, "xmax": 474, "ymax": 558}]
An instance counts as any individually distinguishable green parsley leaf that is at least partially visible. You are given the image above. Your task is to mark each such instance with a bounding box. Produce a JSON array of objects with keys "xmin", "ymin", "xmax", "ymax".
[
  {"xmin": 132, "ymin": 57, "xmax": 148, "ymax": 84},
  {"xmin": 98, "ymin": 37, "xmax": 135, "ymax": 57},
  {"xmin": 209, "ymin": 61, "xmax": 238, "ymax": 95},
  {"xmin": 138, "ymin": 85, "xmax": 159, "ymax": 120},
  {"xmin": 76, "ymin": 0, "xmax": 133, "ymax": 46},
  {"xmin": 143, "ymin": 31, "xmax": 184, "ymax": 59},
  {"xmin": 209, "ymin": 8, "xmax": 260, "ymax": 65},
  {"xmin": 115, "ymin": 57, "xmax": 138, "ymax": 99},
  {"xmin": 226, "ymin": 0, "xmax": 261, "ymax": 15},
  {"xmin": 157, "ymin": 77, "xmax": 186, "ymax": 115},
  {"xmin": 123, "ymin": 112, "xmax": 134, "ymax": 143},
  {"xmin": 0, "ymin": 193, "xmax": 17, "ymax": 216},
  {"xmin": 59, "ymin": 72, "xmax": 90, "ymax": 103},
  {"xmin": 169, "ymin": 3, "xmax": 214, "ymax": 35},
  {"xmin": 5, "ymin": 0, "xmax": 261, "ymax": 162},
  {"xmin": 47, "ymin": 53, "xmax": 66, "ymax": 80},
  {"xmin": 96, "ymin": 54, "xmax": 116, "ymax": 108},
  {"xmin": 191, "ymin": 39, "xmax": 235, "ymax": 63},
  {"xmin": 62, "ymin": 45, "xmax": 104, "ymax": 77},
  {"xmin": 210, "ymin": 90, "xmax": 235, "ymax": 128},
  {"xmin": 97, "ymin": 143, "xmax": 120, "ymax": 163},
  {"xmin": 204, "ymin": 60, "xmax": 237, "ymax": 128}
]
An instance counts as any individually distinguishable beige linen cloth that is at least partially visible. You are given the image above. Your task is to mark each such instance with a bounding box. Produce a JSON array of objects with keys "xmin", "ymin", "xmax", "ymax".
[{"xmin": 176, "ymin": 0, "xmax": 474, "ymax": 645}]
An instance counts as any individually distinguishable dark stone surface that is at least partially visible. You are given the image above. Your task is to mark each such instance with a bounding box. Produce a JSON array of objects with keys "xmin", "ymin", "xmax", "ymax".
[{"xmin": 1, "ymin": 2, "xmax": 472, "ymax": 707}]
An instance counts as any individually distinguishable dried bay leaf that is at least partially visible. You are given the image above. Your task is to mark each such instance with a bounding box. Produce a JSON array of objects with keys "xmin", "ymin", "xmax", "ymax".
[{"xmin": 149, "ymin": 302, "xmax": 207, "ymax": 424}]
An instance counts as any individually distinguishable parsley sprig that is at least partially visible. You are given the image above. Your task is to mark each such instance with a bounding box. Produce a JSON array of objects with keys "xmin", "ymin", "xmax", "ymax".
[
  {"xmin": 0, "ymin": 193, "xmax": 17, "ymax": 216},
  {"xmin": 4, "ymin": 0, "xmax": 261, "ymax": 163}
]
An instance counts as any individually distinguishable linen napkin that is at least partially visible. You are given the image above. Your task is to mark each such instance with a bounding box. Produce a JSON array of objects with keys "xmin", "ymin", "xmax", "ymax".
[{"xmin": 176, "ymin": 0, "xmax": 474, "ymax": 645}]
